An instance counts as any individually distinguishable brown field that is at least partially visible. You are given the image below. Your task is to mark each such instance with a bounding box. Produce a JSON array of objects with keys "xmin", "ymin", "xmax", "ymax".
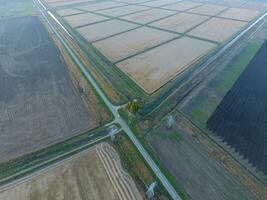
[
  {"xmin": 75, "ymin": 1, "xmax": 126, "ymax": 12},
  {"xmin": 121, "ymin": 8, "xmax": 175, "ymax": 24},
  {"xmin": 117, "ymin": 37, "xmax": 217, "ymax": 93},
  {"xmin": 188, "ymin": 4, "xmax": 227, "ymax": 16},
  {"xmin": 94, "ymin": 26, "xmax": 177, "ymax": 62},
  {"xmin": 141, "ymin": 0, "xmax": 178, "ymax": 7},
  {"xmin": 150, "ymin": 12, "xmax": 208, "ymax": 33},
  {"xmin": 219, "ymin": 7, "xmax": 259, "ymax": 22},
  {"xmin": 64, "ymin": 12, "xmax": 108, "ymax": 28},
  {"xmin": 188, "ymin": 17, "xmax": 247, "ymax": 42},
  {"xmin": 163, "ymin": 1, "xmax": 202, "ymax": 11},
  {"xmin": 56, "ymin": 8, "xmax": 83, "ymax": 16},
  {"xmin": 0, "ymin": 143, "xmax": 143, "ymax": 200},
  {"xmin": 77, "ymin": 19, "xmax": 139, "ymax": 42},
  {"xmin": 95, "ymin": 5, "xmax": 149, "ymax": 17}
]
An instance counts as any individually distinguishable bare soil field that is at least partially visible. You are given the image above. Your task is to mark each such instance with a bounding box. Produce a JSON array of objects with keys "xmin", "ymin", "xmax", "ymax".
[
  {"xmin": 94, "ymin": 26, "xmax": 176, "ymax": 62},
  {"xmin": 145, "ymin": 114, "xmax": 259, "ymax": 200},
  {"xmin": 95, "ymin": 5, "xmax": 149, "ymax": 17},
  {"xmin": 140, "ymin": 0, "xmax": 178, "ymax": 7},
  {"xmin": 56, "ymin": 8, "xmax": 83, "ymax": 16},
  {"xmin": 150, "ymin": 12, "xmax": 208, "ymax": 33},
  {"xmin": 77, "ymin": 19, "xmax": 139, "ymax": 42},
  {"xmin": 0, "ymin": 16, "xmax": 94, "ymax": 164},
  {"xmin": 64, "ymin": 12, "xmax": 108, "ymax": 28},
  {"xmin": 75, "ymin": 1, "xmax": 126, "ymax": 12},
  {"xmin": 121, "ymin": 8, "xmax": 176, "ymax": 24},
  {"xmin": 117, "ymin": 37, "xmax": 216, "ymax": 93},
  {"xmin": 0, "ymin": 143, "xmax": 143, "ymax": 200},
  {"xmin": 188, "ymin": 17, "xmax": 247, "ymax": 42},
  {"xmin": 219, "ymin": 7, "xmax": 260, "ymax": 22},
  {"xmin": 163, "ymin": 1, "xmax": 203, "ymax": 11},
  {"xmin": 188, "ymin": 4, "xmax": 227, "ymax": 16}
]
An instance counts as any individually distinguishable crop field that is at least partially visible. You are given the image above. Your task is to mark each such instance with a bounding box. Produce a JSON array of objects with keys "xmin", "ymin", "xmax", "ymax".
[
  {"xmin": 188, "ymin": 4, "xmax": 227, "ymax": 16},
  {"xmin": 56, "ymin": 8, "xmax": 83, "ymax": 16},
  {"xmin": 95, "ymin": 5, "xmax": 149, "ymax": 17},
  {"xmin": 207, "ymin": 40, "xmax": 267, "ymax": 175},
  {"xmin": 47, "ymin": 0, "xmax": 90, "ymax": 8},
  {"xmin": 50, "ymin": 0, "xmax": 262, "ymax": 97},
  {"xmin": 77, "ymin": 19, "xmax": 138, "ymax": 42},
  {"xmin": 219, "ymin": 7, "xmax": 260, "ymax": 21},
  {"xmin": 188, "ymin": 18, "xmax": 247, "ymax": 42},
  {"xmin": 150, "ymin": 12, "xmax": 209, "ymax": 33},
  {"xmin": 121, "ymin": 8, "xmax": 176, "ymax": 24},
  {"xmin": 94, "ymin": 27, "xmax": 177, "ymax": 62},
  {"xmin": 117, "ymin": 37, "xmax": 216, "ymax": 93},
  {"xmin": 75, "ymin": 1, "xmax": 126, "ymax": 12},
  {"xmin": 0, "ymin": 16, "xmax": 95, "ymax": 164},
  {"xmin": 163, "ymin": 1, "xmax": 203, "ymax": 11},
  {"xmin": 145, "ymin": 114, "xmax": 256, "ymax": 200},
  {"xmin": 63, "ymin": 12, "xmax": 108, "ymax": 28},
  {"xmin": 0, "ymin": 143, "xmax": 143, "ymax": 200}
]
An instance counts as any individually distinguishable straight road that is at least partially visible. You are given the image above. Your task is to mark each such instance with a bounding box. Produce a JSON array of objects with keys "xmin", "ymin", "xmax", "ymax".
[{"xmin": 35, "ymin": 0, "xmax": 182, "ymax": 199}]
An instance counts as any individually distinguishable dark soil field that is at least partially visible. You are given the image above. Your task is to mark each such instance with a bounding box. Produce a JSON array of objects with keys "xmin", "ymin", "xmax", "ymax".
[
  {"xmin": 207, "ymin": 39, "xmax": 267, "ymax": 175},
  {"xmin": 0, "ymin": 16, "xmax": 93, "ymax": 163}
]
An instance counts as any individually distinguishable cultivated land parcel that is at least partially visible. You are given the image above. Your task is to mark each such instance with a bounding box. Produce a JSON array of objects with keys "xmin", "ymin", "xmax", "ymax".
[
  {"xmin": 47, "ymin": 0, "xmax": 262, "ymax": 102},
  {"xmin": 0, "ymin": 16, "xmax": 97, "ymax": 163}
]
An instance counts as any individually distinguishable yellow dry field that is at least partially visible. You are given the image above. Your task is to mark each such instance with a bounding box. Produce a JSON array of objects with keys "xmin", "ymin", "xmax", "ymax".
[
  {"xmin": 219, "ymin": 8, "xmax": 259, "ymax": 22},
  {"xmin": 117, "ymin": 36, "xmax": 217, "ymax": 93},
  {"xmin": 64, "ymin": 12, "xmax": 108, "ymax": 28},
  {"xmin": 56, "ymin": 8, "xmax": 83, "ymax": 16},
  {"xmin": 121, "ymin": 8, "xmax": 175, "ymax": 24},
  {"xmin": 163, "ymin": 1, "xmax": 202, "ymax": 11},
  {"xmin": 94, "ymin": 27, "xmax": 177, "ymax": 62},
  {"xmin": 188, "ymin": 17, "xmax": 247, "ymax": 43},
  {"xmin": 77, "ymin": 19, "xmax": 138, "ymax": 42},
  {"xmin": 95, "ymin": 5, "xmax": 149, "ymax": 17},
  {"xmin": 188, "ymin": 4, "xmax": 227, "ymax": 16},
  {"xmin": 150, "ymin": 12, "xmax": 208, "ymax": 33},
  {"xmin": 0, "ymin": 143, "xmax": 143, "ymax": 200}
]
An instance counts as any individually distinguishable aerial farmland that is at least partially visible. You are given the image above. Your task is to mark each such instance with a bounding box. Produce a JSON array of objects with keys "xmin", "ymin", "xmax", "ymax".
[
  {"xmin": 49, "ymin": 0, "xmax": 261, "ymax": 95},
  {"xmin": 1, "ymin": 0, "xmax": 267, "ymax": 200}
]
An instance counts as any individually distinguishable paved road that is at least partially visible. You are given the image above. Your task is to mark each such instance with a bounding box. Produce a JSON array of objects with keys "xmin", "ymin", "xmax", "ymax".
[{"xmin": 35, "ymin": 0, "xmax": 182, "ymax": 199}]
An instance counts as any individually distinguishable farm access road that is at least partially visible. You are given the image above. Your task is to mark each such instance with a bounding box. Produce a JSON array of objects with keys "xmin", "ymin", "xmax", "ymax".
[{"xmin": 34, "ymin": 0, "xmax": 182, "ymax": 199}]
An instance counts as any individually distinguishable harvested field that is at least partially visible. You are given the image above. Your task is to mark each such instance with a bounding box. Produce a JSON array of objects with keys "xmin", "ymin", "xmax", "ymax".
[
  {"xmin": 150, "ymin": 12, "xmax": 208, "ymax": 33},
  {"xmin": 64, "ymin": 12, "xmax": 108, "ymax": 28},
  {"xmin": 75, "ymin": 1, "xmax": 126, "ymax": 12},
  {"xmin": 219, "ymin": 7, "xmax": 259, "ymax": 22},
  {"xmin": 141, "ymin": 0, "xmax": 178, "ymax": 7},
  {"xmin": 188, "ymin": 17, "xmax": 247, "ymax": 43},
  {"xmin": 95, "ymin": 5, "xmax": 149, "ymax": 17},
  {"xmin": 117, "ymin": 37, "xmax": 216, "ymax": 93},
  {"xmin": 188, "ymin": 4, "xmax": 227, "ymax": 16},
  {"xmin": 163, "ymin": 1, "xmax": 202, "ymax": 11},
  {"xmin": 121, "ymin": 8, "xmax": 176, "ymax": 24},
  {"xmin": 145, "ymin": 115, "xmax": 257, "ymax": 200},
  {"xmin": 94, "ymin": 26, "xmax": 176, "ymax": 62},
  {"xmin": 207, "ymin": 40, "xmax": 267, "ymax": 175},
  {"xmin": 0, "ymin": 16, "xmax": 94, "ymax": 164},
  {"xmin": 77, "ymin": 19, "xmax": 139, "ymax": 42},
  {"xmin": 0, "ymin": 143, "xmax": 143, "ymax": 200},
  {"xmin": 56, "ymin": 8, "xmax": 83, "ymax": 16}
]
